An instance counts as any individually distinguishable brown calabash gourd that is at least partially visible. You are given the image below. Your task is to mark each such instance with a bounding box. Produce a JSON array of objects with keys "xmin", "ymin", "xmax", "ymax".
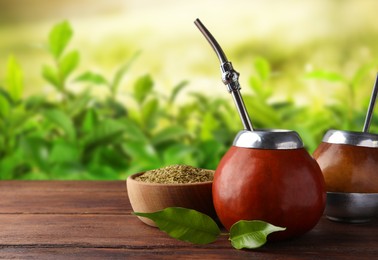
[{"xmin": 313, "ymin": 130, "xmax": 378, "ymax": 193}]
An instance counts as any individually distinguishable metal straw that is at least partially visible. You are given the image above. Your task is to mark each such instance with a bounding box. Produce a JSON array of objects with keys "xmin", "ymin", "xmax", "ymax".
[
  {"xmin": 194, "ymin": 18, "xmax": 254, "ymax": 131},
  {"xmin": 362, "ymin": 73, "xmax": 378, "ymax": 133}
]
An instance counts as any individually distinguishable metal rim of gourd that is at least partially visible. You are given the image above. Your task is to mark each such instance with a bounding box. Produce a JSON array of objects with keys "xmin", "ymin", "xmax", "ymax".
[
  {"xmin": 322, "ymin": 129, "xmax": 378, "ymax": 148},
  {"xmin": 233, "ymin": 130, "xmax": 304, "ymax": 149}
]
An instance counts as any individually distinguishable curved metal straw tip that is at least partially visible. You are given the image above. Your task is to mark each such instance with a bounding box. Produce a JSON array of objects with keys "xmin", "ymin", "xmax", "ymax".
[{"xmin": 194, "ymin": 18, "xmax": 228, "ymax": 64}]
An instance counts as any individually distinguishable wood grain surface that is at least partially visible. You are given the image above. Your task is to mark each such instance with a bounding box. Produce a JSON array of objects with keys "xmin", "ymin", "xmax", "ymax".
[{"xmin": 0, "ymin": 181, "xmax": 377, "ymax": 259}]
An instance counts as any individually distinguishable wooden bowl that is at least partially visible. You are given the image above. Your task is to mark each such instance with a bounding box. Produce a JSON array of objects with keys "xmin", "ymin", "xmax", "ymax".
[{"xmin": 126, "ymin": 172, "xmax": 216, "ymax": 227}]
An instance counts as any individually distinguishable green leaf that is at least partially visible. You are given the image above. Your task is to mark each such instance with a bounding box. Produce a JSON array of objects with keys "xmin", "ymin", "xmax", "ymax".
[
  {"xmin": 169, "ymin": 80, "xmax": 188, "ymax": 103},
  {"xmin": 211, "ymin": 100, "xmax": 238, "ymax": 132},
  {"xmin": 82, "ymin": 119, "xmax": 124, "ymax": 152},
  {"xmin": 43, "ymin": 109, "xmax": 76, "ymax": 141},
  {"xmin": 197, "ymin": 140, "xmax": 225, "ymax": 169},
  {"xmin": 151, "ymin": 126, "xmax": 189, "ymax": 146},
  {"xmin": 249, "ymin": 75, "xmax": 272, "ymax": 100},
  {"xmin": 249, "ymin": 75, "xmax": 262, "ymax": 92},
  {"xmin": 305, "ymin": 70, "xmax": 345, "ymax": 82},
  {"xmin": 48, "ymin": 141, "xmax": 79, "ymax": 164},
  {"xmin": 200, "ymin": 112, "xmax": 219, "ymax": 140},
  {"xmin": 111, "ymin": 51, "xmax": 140, "ymax": 94},
  {"xmin": 75, "ymin": 71, "xmax": 108, "ymax": 85},
  {"xmin": 133, "ymin": 74, "xmax": 154, "ymax": 103},
  {"xmin": 24, "ymin": 95, "xmax": 48, "ymax": 111},
  {"xmin": 48, "ymin": 21, "xmax": 73, "ymax": 59},
  {"xmin": 134, "ymin": 207, "xmax": 221, "ymax": 244},
  {"xmin": 244, "ymin": 95, "xmax": 281, "ymax": 127},
  {"xmin": 162, "ymin": 144, "xmax": 196, "ymax": 165},
  {"xmin": 5, "ymin": 55, "xmax": 23, "ymax": 101},
  {"xmin": 104, "ymin": 98, "xmax": 128, "ymax": 118},
  {"xmin": 350, "ymin": 62, "xmax": 376, "ymax": 90},
  {"xmin": 189, "ymin": 92, "xmax": 208, "ymax": 108},
  {"xmin": 229, "ymin": 220, "xmax": 286, "ymax": 249},
  {"xmin": 87, "ymin": 145, "xmax": 127, "ymax": 169},
  {"xmin": 0, "ymin": 89, "xmax": 12, "ymax": 117},
  {"xmin": 65, "ymin": 91, "xmax": 91, "ymax": 116},
  {"xmin": 81, "ymin": 108, "xmax": 98, "ymax": 133},
  {"xmin": 19, "ymin": 136, "xmax": 50, "ymax": 171},
  {"xmin": 253, "ymin": 57, "xmax": 270, "ymax": 81},
  {"xmin": 141, "ymin": 98, "xmax": 159, "ymax": 128},
  {"xmin": 121, "ymin": 118, "xmax": 149, "ymax": 142},
  {"xmin": 42, "ymin": 65, "xmax": 60, "ymax": 89},
  {"xmin": 0, "ymin": 149, "xmax": 28, "ymax": 179},
  {"xmin": 59, "ymin": 50, "xmax": 79, "ymax": 80},
  {"xmin": 121, "ymin": 140, "xmax": 161, "ymax": 167}
]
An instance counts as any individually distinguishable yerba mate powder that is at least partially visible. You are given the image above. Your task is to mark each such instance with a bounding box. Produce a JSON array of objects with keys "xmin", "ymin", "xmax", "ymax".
[{"xmin": 136, "ymin": 165, "xmax": 214, "ymax": 184}]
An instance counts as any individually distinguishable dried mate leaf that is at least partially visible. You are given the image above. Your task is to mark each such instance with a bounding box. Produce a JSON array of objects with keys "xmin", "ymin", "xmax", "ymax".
[{"xmin": 135, "ymin": 165, "xmax": 214, "ymax": 184}]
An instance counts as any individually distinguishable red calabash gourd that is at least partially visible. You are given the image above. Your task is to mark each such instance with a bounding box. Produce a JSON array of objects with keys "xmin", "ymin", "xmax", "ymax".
[
  {"xmin": 193, "ymin": 20, "xmax": 326, "ymax": 240},
  {"xmin": 213, "ymin": 131, "xmax": 326, "ymax": 241}
]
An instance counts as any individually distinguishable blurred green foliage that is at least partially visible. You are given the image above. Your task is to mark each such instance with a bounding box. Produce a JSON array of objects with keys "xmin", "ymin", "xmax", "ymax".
[{"xmin": 0, "ymin": 21, "xmax": 377, "ymax": 180}]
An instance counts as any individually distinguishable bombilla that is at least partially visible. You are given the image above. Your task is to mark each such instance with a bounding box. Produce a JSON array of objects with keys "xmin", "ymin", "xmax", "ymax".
[
  {"xmin": 362, "ymin": 73, "xmax": 378, "ymax": 133},
  {"xmin": 194, "ymin": 18, "xmax": 254, "ymax": 131}
]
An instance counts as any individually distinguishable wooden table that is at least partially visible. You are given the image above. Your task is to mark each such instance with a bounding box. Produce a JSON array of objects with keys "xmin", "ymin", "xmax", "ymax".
[{"xmin": 0, "ymin": 181, "xmax": 377, "ymax": 259}]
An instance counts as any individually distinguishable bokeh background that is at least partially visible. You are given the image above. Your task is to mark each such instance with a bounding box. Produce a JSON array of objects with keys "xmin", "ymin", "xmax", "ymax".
[{"xmin": 1, "ymin": 0, "xmax": 378, "ymax": 180}]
